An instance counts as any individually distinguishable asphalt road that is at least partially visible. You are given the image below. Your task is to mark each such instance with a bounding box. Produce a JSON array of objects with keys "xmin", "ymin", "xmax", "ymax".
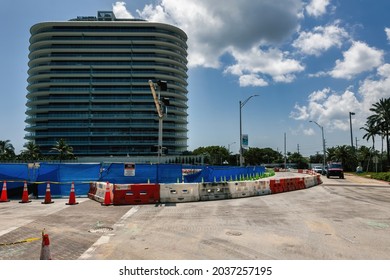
[
  {"xmin": 1, "ymin": 172, "xmax": 389, "ymax": 260},
  {"xmin": 80, "ymin": 173, "xmax": 390, "ymax": 260}
]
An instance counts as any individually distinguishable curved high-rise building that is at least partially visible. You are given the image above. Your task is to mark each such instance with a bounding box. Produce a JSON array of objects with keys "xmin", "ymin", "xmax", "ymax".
[{"xmin": 26, "ymin": 11, "xmax": 188, "ymax": 156}]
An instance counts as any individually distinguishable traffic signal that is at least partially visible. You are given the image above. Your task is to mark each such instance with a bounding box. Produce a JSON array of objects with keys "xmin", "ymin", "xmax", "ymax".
[{"xmin": 157, "ymin": 80, "xmax": 167, "ymax": 91}]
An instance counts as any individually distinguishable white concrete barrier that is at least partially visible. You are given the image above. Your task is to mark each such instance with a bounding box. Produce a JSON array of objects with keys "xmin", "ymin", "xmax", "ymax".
[
  {"xmin": 254, "ymin": 180, "xmax": 271, "ymax": 195},
  {"xmin": 304, "ymin": 176, "xmax": 316, "ymax": 188},
  {"xmin": 199, "ymin": 182, "xmax": 231, "ymax": 201},
  {"xmin": 88, "ymin": 182, "xmax": 113, "ymax": 203},
  {"xmin": 228, "ymin": 181, "xmax": 256, "ymax": 199},
  {"xmin": 160, "ymin": 183, "xmax": 200, "ymax": 203}
]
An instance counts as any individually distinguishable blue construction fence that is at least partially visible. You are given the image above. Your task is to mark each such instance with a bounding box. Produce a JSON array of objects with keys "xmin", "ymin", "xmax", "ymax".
[{"xmin": 0, "ymin": 163, "xmax": 265, "ymax": 197}]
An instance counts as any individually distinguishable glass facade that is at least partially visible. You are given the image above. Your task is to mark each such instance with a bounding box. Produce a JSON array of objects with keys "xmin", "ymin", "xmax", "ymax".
[{"xmin": 25, "ymin": 12, "xmax": 188, "ymax": 156}]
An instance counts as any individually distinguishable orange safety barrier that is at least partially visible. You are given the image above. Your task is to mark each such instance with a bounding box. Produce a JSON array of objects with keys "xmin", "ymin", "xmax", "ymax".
[
  {"xmin": 295, "ymin": 177, "xmax": 305, "ymax": 190},
  {"xmin": 113, "ymin": 183, "xmax": 160, "ymax": 205},
  {"xmin": 269, "ymin": 179, "xmax": 286, "ymax": 194},
  {"xmin": 285, "ymin": 178, "xmax": 295, "ymax": 192},
  {"xmin": 87, "ymin": 182, "xmax": 97, "ymax": 200}
]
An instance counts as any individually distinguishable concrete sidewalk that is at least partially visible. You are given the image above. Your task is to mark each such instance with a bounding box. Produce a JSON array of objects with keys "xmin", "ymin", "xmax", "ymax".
[{"xmin": 0, "ymin": 198, "xmax": 132, "ymax": 260}]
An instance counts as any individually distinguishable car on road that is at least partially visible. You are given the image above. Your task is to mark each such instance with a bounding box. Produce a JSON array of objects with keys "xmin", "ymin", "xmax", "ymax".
[
  {"xmin": 312, "ymin": 166, "xmax": 323, "ymax": 174},
  {"xmin": 326, "ymin": 162, "xmax": 344, "ymax": 179}
]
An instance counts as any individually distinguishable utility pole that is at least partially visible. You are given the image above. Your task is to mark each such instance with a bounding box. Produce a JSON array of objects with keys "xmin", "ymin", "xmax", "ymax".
[
  {"xmin": 310, "ymin": 121, "xmax": 326, "ymax": 174},
  {"xmin": 284, "ymin": 133, "xmax": 287, "ymax": 169},
  {"xmin": 355, "ymin": 137, "xmax": 359, "ymax": 150},
  {"xmin": 239, "ymin": 94, "xmax": 258, "ymax": 166},
  {"xmin": 349, "ymin": 112, "xmax": 355, "ymax": 149}
]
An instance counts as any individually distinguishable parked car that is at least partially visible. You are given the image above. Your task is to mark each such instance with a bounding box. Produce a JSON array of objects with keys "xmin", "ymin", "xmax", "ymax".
[
  {"xmin": 326, "ymin": 162, "xmax": 344, "ymax": 179},
  {"xmin": 312, "ymin": 166, "xmax": 323, "ymax": 173}
]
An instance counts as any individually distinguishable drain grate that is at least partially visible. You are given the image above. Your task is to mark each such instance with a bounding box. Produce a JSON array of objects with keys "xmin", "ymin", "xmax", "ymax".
[
  {"xmin": 226, "ymin": 231, "xmax": 242, "ymax": 236},
  {"xmin": 89, "ymin": 226, "xmax": 114, "ymax": 233}
]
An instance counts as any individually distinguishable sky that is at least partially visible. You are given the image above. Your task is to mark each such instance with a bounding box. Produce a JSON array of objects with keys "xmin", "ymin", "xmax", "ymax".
[{"xmin": 1, "ymin": 0, "xmax": 390, "ymax": 157}]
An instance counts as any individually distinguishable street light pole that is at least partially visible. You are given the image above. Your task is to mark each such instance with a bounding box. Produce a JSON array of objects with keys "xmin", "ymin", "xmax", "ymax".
[
  {"xmin": 310, "ymin": 120, "xmax": 326, "ymax": 173},
  {"xmin": 228, "ymin": 142, "xmax": 236, "ymax": 154},
  {"xmin": 349, "ymin": 112, "xmax": 355, "ymax": 149},
  {"xmin": 239, "ymin": 95, "xmax": 258, "ymax": 166}
]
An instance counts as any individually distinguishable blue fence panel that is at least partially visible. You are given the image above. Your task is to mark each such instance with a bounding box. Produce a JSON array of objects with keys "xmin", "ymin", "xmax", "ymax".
[
  {"xmin": 100, "ymin": 163, "xmax": 183, "ymax": 184},
  {"xmin": 0, "ymin": 163, "xmax": 266, "ymax": 197},
  {"xmin": 0, "ymin": 163, "xmax": 29, "ymax": 181}
]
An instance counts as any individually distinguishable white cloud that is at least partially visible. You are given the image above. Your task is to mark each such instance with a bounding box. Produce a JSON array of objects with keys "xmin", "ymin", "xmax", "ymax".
[
  {"xmin": 225, "ymin": 46, "xmax": 305, "ymax": 85},
  {"xmin": 113, "ymin": 2, "xmax": 134, "ymax": 19},
  {"xmin": 290, "ymin": 88, "xmax": 361, "ymax": 131},
  {"xmin": 386, "ymin": 27, "xmax": 390, "ymax": 42},
  {"xmin": 330, "ymin": 41, "xmax": 384, "ymax": 79},
  {"xmin": 293, "ymin": 22, "xmax": 349, "ymax": 56},
  {"xmin": 239, "ymin": 74, "xmax": 269, "ymax": 87},
  {"xmin": 304, "ymin": 127, "xmax": 315, "ymax": 136},
  {"xmin": 134, "ymin": 0, "xmax": 303, "ymax": 81},
  {"xmin": 305, "ymin": 0, "xmax": 331, "ymax": 17},
  {"xmin": 358, "ymin": 63, "xmax": 390, "ymax": 112},
  {"xmin": 292, "ymin": 64, "xmax": 390, "ymax": 134}
]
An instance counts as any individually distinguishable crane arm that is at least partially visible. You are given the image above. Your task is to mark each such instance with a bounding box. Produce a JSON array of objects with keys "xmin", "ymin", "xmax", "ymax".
[{"xmin": 148, "ymin": 80, "xmax": 163, "ymax": 118}]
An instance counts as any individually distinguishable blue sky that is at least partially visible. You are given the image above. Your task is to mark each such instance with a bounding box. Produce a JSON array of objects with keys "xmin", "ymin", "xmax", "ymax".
[{"xmin": 1, "ymin": 0, "xmax": 390, "ymax": 157}]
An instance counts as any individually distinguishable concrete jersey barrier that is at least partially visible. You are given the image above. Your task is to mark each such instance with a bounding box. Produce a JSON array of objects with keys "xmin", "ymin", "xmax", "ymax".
[
  {"xmin": 87, "ymin": 170, "xmax": 323, "ymax": 205},
  {"xmin": 160, "ymin": 183, "xmax": 200, "ymax": 203}
]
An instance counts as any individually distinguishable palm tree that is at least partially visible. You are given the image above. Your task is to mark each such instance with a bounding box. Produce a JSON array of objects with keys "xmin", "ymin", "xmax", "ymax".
[
  {"xmin": 21, "ymin": 141, "xmax": 41, "ymax": 161},
  {"xmin": 51, "ymin": 139, "xmax": 75, "ymax": 161},
  {"xmin": 331, "ymin": 145, "xmax": 357, "ymax": 172},
  {"xmin": 0, "ymin": 139, "xmax": 15, "ymax": 160},
  {"xmin": 367, "ymin": 98, "xmax": 390, "ymax": 166},
  {"xmin": 360, "ymin": 121, "xmax": 379, "ymax": 171}
]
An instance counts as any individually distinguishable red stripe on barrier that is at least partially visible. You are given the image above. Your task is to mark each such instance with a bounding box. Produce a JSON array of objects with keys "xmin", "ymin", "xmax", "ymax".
[{"xmin": 113, "ymin": 184, "xmax": 160, "ymax": 205}]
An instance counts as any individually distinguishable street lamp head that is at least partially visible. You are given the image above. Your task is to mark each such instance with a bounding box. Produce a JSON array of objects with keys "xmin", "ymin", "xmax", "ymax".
[
  {"xmin": 240, "ymin": 94, "xmax": 259, "ymax": 108},
  {"xmin": 349, "ymin": 112, "xmax": 355, "ymax": 115}
]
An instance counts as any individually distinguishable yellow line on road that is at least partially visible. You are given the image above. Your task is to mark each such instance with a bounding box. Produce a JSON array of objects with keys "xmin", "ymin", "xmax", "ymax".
[{"xmin": 0, "ymin": 237, "xmax": 40, "ymax": 246}]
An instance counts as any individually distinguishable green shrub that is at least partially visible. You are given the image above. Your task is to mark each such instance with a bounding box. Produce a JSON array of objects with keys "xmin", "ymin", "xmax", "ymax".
[{"xmin": 371, "ymin": 172, "xmax": 390, "ymax": 182}]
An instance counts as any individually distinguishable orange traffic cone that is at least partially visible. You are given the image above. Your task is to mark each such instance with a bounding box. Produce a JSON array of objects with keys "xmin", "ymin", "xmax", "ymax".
[
  {"xmin": 40, "ymin": 230, "xmax": 52, "ymax": 260},
  {"xmin": 0, "ymin": 181, "xmax": 10, "ymax": 203},
  {"xmin": 19, "ymin": 181, "xmax": 31, "ymax": 203},
  {"xmin": 66, "ymin": 182, "xmax": 78, "ymax": 205},
  {"xmin": 101, "ymin": 181, "xmax": 112, "ymax": 206},
  {"xmin": 41, "ymin": 182, "xmax": 54, "ymax": 204}
]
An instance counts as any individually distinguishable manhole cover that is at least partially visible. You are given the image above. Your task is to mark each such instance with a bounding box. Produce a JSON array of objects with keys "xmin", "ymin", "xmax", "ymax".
[
  {"xmin": 89, "ymin": 226, "xmax": 114, "ymax": 233},
  {"xmin": 226, "ymin": 231, "xmax": 242, "ymax": 236}
]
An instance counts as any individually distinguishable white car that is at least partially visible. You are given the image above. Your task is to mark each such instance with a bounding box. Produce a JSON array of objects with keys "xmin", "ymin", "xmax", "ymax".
[{"xmin": 312, "ymin": 166, "xmax": 323, "ymax": 173}]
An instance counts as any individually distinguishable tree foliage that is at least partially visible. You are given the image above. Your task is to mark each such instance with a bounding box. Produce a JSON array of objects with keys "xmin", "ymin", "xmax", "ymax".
[
  {"xmin": 0, "ymin": 140, "xmax": 15, "ymax": 160},
  {"xmin": 365, "ymin": 97, "xmax": 390, "ymax": 166},
  {"xmin": 243, "ymin": 147, "xmax": 283, "ymax": 166},
  {"xmin": 192, "ymin": 146, "xmax": 230, "ymax": 165},
  {"xmin": 51, "ymin": 139, "xmax": 75, "ymax": 161}
]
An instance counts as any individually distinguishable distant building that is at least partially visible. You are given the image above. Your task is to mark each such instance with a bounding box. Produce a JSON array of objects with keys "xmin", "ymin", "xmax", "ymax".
[{"xmin": 25, "ymin": 11, "xmax": 188, "ymax": 156}]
